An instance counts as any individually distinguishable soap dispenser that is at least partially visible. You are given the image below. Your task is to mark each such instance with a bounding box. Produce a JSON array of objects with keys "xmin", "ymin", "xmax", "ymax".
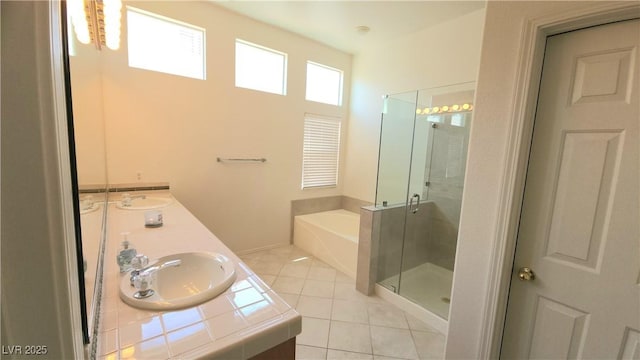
[{"xmin": 117, "ymin": 232, "xmax": 137, "ymax": 273}]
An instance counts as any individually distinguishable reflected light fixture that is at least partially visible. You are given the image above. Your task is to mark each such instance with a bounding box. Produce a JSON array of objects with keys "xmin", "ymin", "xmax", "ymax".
[
  {"xmin": 68, "ymin": 0, "xmax": 122, "ymax": 50},
  {"xmin": 418, "ymin": 103, "xmax": 474, "ymax": 115}
]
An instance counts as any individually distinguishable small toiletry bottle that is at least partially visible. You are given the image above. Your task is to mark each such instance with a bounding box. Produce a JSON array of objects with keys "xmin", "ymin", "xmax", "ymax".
[{"xmin": 117, "ymin": 232, "xmax": 137, "ymax": 272}]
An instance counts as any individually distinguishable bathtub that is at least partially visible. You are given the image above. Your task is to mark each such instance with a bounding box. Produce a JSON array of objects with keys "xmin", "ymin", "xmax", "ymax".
[{"xmin": 293, "ymin": 209, "xmax": 360, "ymax": 279}]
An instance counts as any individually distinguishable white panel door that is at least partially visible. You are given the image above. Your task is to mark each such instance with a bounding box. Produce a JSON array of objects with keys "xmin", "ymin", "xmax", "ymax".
[{"xmin": 501, "ymin": 20, "xmax": 640, "ymax": 359}]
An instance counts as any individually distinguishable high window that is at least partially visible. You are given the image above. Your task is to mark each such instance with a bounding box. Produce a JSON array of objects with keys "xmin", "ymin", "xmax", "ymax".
[
  {"xmin": 127, "ymin": 7, "xmax": 205, "ymax": 80},
  {"xmin": 305, "ymin": 61, "xmax": 343, "ymax": 106},
  {"xmin": 302, "ymin": 114, "xmax": 342, "ymax": 189},
  {"xmin": 235, "ymin": 40, "xmax": 287, "ymax": 95}
]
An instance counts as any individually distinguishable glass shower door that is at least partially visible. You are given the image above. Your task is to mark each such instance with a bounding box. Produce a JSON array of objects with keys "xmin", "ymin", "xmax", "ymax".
[
  {"xmin": 398, "ymin": 87, "xmax": 473, "ymax": 319},
  {"xmin": 375, "ymin": 91, "xmax": 418, "ymax": 294},
  {"xmin": 375, "ymin": 83, "xmax": 474, "ymax": 320}
]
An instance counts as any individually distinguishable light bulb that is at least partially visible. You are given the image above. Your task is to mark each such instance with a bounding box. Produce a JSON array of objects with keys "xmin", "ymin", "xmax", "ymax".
[
  {"xmin": 106, "ymin": 34, "xmax": 120, "ymax": 50},
  {"xmin": 74, "ymin": 25, "xmax": 91, "ymax": 44},
  {"xmin": 432, "ymin": 106, "xmax": 440, "ymax": 113},
  {"xmin": 442, "ymin": 105, "xmax": 449, "ymax": 112},
  {"xmin": 103, "ymin": 0, "xmax": 122, "ymax": 50},
  {"xmin": 416, "ymin": 109, "xmax": 422, "ymax": 115},
  {"xmin": 424, "ymin": 108, "xmax": 431, "ymax": 114},
  {"xmin": 452, "ymin": 104, "xmax": 460, "ymax": 111},
  {"xmin": 462, "ymin": 103, "xmax": 470, "ymax": 110},
  {"xmin": 68, "ymin": 0, "xmax": 91, "ymax": 44}
]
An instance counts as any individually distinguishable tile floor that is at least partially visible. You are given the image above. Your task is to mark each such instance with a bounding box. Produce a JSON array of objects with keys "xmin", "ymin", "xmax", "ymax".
[{"xmin": 239, "ymin": 245, "xmax": 445, "ymax": 360}]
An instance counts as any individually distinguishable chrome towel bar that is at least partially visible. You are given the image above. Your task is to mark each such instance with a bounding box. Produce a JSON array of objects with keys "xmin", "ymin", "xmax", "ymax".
[{"xmin": 216, "ymin": 157, "xmax": 267, "ymax": 163}]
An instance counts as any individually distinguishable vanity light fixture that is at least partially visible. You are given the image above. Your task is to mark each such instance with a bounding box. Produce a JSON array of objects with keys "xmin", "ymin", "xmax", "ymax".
[
  {"xmin": 68, "ymin": 0, "xmax": 122, "ymax": 50},
  {"xmin": 419, "ymin": 103, "xmax": 474, "ymax": 115}
]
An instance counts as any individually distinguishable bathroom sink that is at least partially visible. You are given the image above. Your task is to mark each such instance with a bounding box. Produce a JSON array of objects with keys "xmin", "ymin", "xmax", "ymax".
[
  {"xmin": 80, "ymin": 202, "xmax": 100, "ymax": 215},
  {"xmin": 119, "ymin": 252, "xmax": 236, "ymax": 310},
  {"xmin": 116, "ymin": 196, "xmax": 173, "ymax": 210}
]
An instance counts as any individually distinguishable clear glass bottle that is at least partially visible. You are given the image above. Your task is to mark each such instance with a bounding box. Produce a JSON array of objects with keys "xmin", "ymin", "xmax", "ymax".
[{"xmin": 117, "ymin": 232, "xmax": 137, "ymax": 272}]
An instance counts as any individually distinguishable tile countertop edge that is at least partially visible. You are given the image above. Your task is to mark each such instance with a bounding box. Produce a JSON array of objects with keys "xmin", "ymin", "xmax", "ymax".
[
  {"xmin": 185, "ymin": 310, "xmax": 302, "ymax": 360},
  {"xmin": 100, "ymin": 190, "xmax": 301, "ymax": 359}
]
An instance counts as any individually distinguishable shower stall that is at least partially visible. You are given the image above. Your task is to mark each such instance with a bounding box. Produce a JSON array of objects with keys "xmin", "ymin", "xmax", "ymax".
[{"xmin": 375, "ymin": 82, "xmax": 474, "ymax": 320}]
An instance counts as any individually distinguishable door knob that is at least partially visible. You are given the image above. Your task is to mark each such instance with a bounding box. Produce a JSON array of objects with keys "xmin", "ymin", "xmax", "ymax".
[{"xmin": 518, "ymin": 267, "xmax": 535, "ymax": 281}]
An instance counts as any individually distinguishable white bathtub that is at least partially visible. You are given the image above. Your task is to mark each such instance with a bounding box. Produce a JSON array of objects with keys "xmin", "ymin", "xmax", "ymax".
[{"xmin": 293, "ymin": 209, "xmax": 360, "ymax": 279}]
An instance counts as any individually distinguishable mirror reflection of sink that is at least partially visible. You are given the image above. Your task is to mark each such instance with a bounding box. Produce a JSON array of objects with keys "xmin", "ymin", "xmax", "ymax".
[
  {"xmin": 119, "ymin": 252, "xmax": 236, "ymax": 311},
  {"xmin": 115, "ymin": 196, "xmax": 173, "ymax": 210},
  {"xmin": 80, "ymin": 202, "xmax": 100, "ymax": 215}
]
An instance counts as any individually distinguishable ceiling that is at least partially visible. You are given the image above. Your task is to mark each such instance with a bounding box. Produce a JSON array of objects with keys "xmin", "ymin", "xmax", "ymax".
[{"xmin": 212, "ymin": 1, "xmax": 486, "ymax": 54}]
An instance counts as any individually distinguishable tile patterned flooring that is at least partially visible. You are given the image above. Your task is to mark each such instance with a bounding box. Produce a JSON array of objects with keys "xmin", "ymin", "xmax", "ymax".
[{"xmin": 239, "ymin": 245, "xmax": 445, "ymax": 360}]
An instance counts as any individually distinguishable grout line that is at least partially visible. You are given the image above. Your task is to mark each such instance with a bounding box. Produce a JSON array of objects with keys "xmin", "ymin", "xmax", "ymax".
[
  {"xmin": 367, "ymin": 308, "xmax": 374, "ymax": 356},
  {"xmin": 325, "ymin": 314, "xmax": 332, "ymax": 350},
  {"xmin": 254, "ymin": 245, "xmax": 443, "ymax": 359}
]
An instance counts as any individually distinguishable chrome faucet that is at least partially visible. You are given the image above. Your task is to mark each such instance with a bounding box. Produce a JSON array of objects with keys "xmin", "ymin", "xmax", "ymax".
[
  {"xmin": 130, "ymin": 254, "xmax": 149, "ymax": 286},
  {"xmin": 121, "ymin": 193, "xmax": 146, "ymax": 207},
  {"xmin": 131, "ymin": 257, "xmax": 182, "ymax": 299}
]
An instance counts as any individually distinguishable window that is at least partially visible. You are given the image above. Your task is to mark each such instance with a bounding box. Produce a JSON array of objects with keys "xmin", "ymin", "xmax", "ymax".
[
  {"xmin": 235, "ymin": 40, "xmax": 287, "ymax": 95},
  {"xmin": 451, "ymin": 113, "xmax": 466, "ymax": 127},
  {"xmin": 302, "ymin": 115, "xmax": 342, "ymax": 189},
  {"xmin": 305, "ymin": 61, "xmax": 343, "ymax": 106},
  {"xmin": 127, "ymin": 7, "xmax": 205, "ymax": 80}
]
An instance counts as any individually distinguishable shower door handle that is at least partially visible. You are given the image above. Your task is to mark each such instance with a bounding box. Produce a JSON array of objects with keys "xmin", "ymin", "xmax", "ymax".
[{"xmin": 409, "ymin": 193, "xmax": 420, "ymax": 214}]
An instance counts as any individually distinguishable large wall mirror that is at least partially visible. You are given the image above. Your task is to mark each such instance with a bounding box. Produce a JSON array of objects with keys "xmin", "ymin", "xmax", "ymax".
[{"xmin": 65, "ymin": 7, "xmax": 110, "ymax": 343}]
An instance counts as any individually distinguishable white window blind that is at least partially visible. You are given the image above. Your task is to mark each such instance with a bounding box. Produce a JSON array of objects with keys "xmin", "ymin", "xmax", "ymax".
[
  {"xmin": 127, "ymin": 7, "xmax": 205, "ymax": 80},
  {"xmin": 302, "ymin": 115, "xmax": 341, "ymax": 189}
]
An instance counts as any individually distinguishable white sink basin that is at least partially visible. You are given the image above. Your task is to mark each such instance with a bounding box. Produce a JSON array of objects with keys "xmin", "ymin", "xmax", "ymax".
[
  {"xmin": 119, "ymin": 252, "xmax": 236, "ymax": 310},
  {"xmin": 116, "ymin": 196, "xmax": 173, "ymax": 210},
  {"xmin": 80, "ymin": 202, "xmax": 100, "ymax": 215}
]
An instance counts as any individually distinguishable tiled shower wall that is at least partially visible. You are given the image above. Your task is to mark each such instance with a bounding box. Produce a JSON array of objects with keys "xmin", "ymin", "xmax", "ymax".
[
  {"xmin": 357, "ymin": 200, "xmax": 459, "ymax": 295},
  {"xmin": 291, "ymin": 195, "xmax": 459, "ymax": 296}
]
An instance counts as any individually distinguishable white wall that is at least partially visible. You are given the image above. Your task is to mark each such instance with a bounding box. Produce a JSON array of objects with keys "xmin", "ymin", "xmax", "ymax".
[
  {"xmin": 89, "ymin": 1, "xmax": 352, "ymax": 253},
  {"xmin": 343, "ymin": 8, "xmax": 486, "ymax": 203},
  {"xmin": 445, "ymin": 1, "xmax": 625, "ymax": 358},
  {"xmin": 70, "ymin": 44, "xmax": 107, "ymax": 187}
]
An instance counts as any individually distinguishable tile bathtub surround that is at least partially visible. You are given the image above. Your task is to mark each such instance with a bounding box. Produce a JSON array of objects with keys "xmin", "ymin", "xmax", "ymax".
[
  {"xmin": 356, "ymin": 206, "xmax": 381, "ymax": 295},
  {"xmin": 240, "ymin": 245, "xmax": 446, "ymax": 360},
  {"xmin": 341, "ymin": 196, "xmax": 374, "ymax": 214},
  {"xmin": 98, "ymin": 190, "xmax": 301, "ymax": 359},
  {"xmin": 290, "ymin": 196, "xmax": 373, "ymax": 218},
  {"xmin": 290, "ymin": 196, "xmax": 373, "ymax": 241}
]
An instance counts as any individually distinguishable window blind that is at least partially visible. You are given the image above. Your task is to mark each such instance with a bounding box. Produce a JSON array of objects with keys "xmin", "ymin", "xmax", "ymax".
[{"xmin": 302, "ymin": 115, "xmax": 341, "ymax": 189}]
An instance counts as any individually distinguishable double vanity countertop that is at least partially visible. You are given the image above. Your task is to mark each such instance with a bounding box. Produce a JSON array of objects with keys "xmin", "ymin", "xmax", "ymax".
[{"xmin": 96, "ymin": 190, "xmax": 301, "ymax": 359}]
